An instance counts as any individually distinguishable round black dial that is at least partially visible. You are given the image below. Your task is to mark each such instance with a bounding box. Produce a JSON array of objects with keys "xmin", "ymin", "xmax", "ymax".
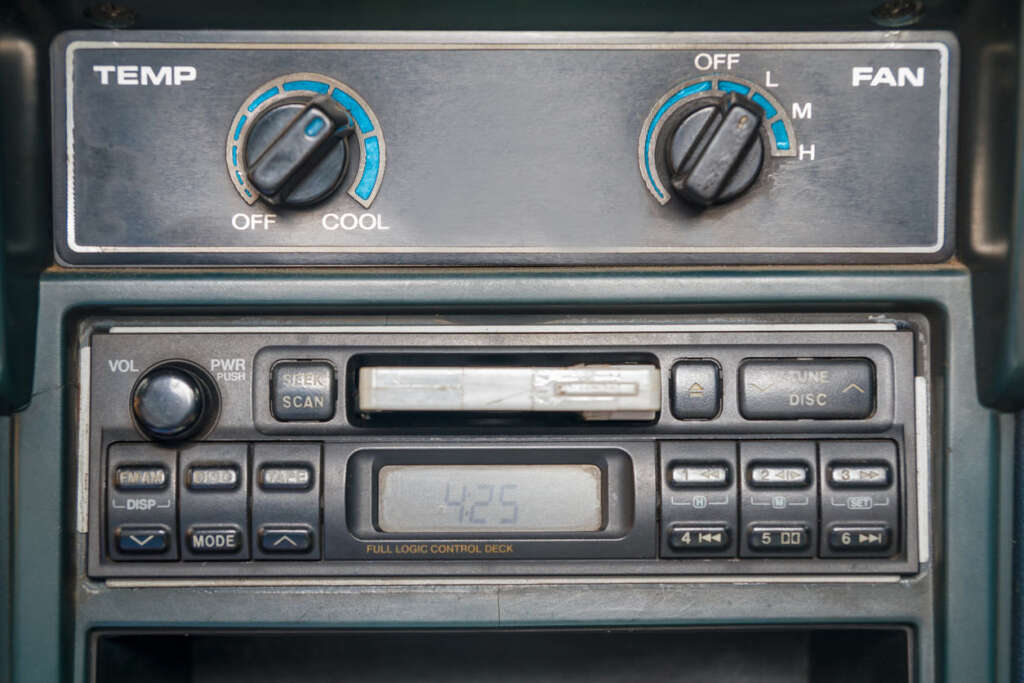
[
  {"xmin": 665, "ymin": 92, "xmax": 766, "ymax": 207},
  {"xmin": 243, "ymin": 95, "xmax": 354, "ymax": 207},
  {"xmin": 131, "ymin": 362, "xmax": 218, "ymax": 441}
]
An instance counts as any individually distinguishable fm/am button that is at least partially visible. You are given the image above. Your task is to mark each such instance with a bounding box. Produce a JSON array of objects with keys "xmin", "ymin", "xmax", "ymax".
[
  {"xmin": 739, "ymin": 359, "xmax": 875, "ymax": 420},
  {"xmin": 271, "ymin": 361, "xmax": 336, "ymax": 422}
]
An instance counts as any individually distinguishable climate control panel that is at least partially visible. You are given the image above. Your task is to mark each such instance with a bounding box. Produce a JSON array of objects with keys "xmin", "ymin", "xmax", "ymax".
[{"xmin": 54, "ymin": 31, "xmax": 957, "ymax": 266}]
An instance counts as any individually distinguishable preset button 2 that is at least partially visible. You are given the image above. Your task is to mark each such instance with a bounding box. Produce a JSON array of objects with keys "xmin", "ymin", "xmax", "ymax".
[{"xmin": 739, "ymin": 441, "xmax": 817, "ymax": 558}]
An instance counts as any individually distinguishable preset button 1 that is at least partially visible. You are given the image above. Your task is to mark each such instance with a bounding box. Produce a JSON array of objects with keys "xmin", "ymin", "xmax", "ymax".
[{"xmin": 669, "ymin": 463, "xmax": 730, "ymax": 488}]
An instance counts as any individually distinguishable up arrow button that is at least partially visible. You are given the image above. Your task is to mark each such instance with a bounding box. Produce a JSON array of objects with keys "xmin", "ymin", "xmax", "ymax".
[{"xmin": 259, "ymin": 526, "xmax": 314, "ymax": 553}]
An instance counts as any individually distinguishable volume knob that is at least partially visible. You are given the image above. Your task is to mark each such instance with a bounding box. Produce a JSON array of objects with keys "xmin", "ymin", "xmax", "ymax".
[
  {"xmin": 131, "ymin": 362, "xmax": 218, "ymax": 441},
  {"xmin": 667, "ymin": 92, "xmax": 765, "ymax": 207}
]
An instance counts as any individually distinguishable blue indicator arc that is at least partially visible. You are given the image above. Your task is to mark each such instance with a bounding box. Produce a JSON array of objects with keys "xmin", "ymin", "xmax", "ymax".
[
  {"xmin": 640, "ymin": 77, "xmax": 797, "ymax": 203},
  {"xmin": 771, "ymin": 120, "xmax": 790, "ymax": 150},
  {"xmin": 247, "ymin": 86, "xmax": 279, "ymax": 112},
  {"xmin": 644, "ymin": 81, "xmax": 713, "ymax": 199},
  {"xmin": 751, "ymin": 93, "xmax": 777, "ymax": 119},
  {"xmin": 717, "ymin": 80, "xmax": 751, "ymax": 95},
  {"xmin": 330, "ymin": 89, "xmax": 374, "ymax": 134},
  {"xmin": 283, "ymin": 80, "xmax": 330, "ymax": 94},
  {"xmin": 229, "ymin": 76, "xmax": 386, "ymax": 207},
  {"xmin": 356, "ymin": 136, "xmax": 381, "ymax": 201}
]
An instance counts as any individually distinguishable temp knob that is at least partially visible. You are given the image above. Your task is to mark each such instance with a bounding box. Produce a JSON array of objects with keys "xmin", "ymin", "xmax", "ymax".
[
  {"xmin": 131, "ymin": 363, "xmax": 218, "ymax": 441},
  {"xmin": 666, "ymin": 92, "xmax": 765, "ymax": 207},
  {"xmin": 243, "ymin": 96, "xmax": 354, "ymax": 207}
]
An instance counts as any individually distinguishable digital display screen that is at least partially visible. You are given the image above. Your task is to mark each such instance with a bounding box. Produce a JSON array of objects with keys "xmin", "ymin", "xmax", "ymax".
[{"xmin": 377, "ymin": 465, "xmax": 603, "ymax": 533}]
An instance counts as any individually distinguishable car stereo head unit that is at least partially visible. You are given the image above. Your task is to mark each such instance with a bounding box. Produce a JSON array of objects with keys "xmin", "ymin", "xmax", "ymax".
[{"xmin": 78, "ymin": 315, "xmax": 927, "ymax": 578}]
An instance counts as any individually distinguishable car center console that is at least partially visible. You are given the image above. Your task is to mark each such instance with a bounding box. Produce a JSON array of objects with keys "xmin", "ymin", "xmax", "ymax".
[{"xmin": 1, "ymin": 8, "xmax": 1019, "ymax": 682}]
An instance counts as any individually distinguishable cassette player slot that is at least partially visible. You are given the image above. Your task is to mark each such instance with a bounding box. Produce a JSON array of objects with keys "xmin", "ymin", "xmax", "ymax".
[{"xmin": 353, "ymin": 355, "xmax": 661, "ymax": 423}]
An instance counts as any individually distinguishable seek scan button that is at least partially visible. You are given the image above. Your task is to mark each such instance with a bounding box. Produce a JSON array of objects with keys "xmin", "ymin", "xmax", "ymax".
[{"xmin": 271, "ymin": 361, "xmax": 336, "ymax": 422}]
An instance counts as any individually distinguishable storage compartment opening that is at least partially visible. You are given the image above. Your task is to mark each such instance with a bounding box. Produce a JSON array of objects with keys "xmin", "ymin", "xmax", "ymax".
[{"xmin": 93, "ymin": 627, "xmax": 911, "ymax": 683}]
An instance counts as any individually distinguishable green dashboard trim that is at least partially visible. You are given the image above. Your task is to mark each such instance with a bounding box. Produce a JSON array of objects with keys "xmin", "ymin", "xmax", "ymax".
[{"xmin": 4, "ymin": 267, "xmax": 1008, "ymax": 682}]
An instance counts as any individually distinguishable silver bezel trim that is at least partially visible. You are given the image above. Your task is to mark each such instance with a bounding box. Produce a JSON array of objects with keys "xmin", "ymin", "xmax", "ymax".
[
  {"xmin": 107, "ymin": 574, "xmax": 902, "ymax": 588},
  {"xmin": 915, "ymin": 375, "xmax": 931, "ymax": 564}
]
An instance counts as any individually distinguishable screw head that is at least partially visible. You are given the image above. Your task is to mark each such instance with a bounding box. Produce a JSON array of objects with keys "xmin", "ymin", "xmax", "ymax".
[
  {"xmin": 870, "ymin": 0, "xmax": 925, "ymax": 27},
  {"xmin": 84, "ymin": 3, "xmax": 137, "ymax": 29}
]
